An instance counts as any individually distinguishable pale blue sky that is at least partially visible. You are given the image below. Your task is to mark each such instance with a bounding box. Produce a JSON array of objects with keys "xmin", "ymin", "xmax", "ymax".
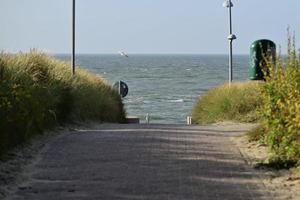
[{"xmin": 0, "ymin": 0, "xmax": 299, "ymax": 54}]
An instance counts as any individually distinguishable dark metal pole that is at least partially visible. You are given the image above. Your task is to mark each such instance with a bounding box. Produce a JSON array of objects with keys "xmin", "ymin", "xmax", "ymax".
[
  {"xmin": 71, "ymin": 0, "xmax": 76, "ymax": 75},
  {"xmin": 229, "ymin": 1, "xmax": 232, "ymax": 34},
  {"xmin": 228, "ymin": 0, "xmax": 233, "ymax": 83}
]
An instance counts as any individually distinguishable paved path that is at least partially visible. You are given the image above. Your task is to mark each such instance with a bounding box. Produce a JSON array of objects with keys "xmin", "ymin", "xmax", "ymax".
[{"xmin": 6, "ymin": 124, "xmax": 270, "ymax": 200}]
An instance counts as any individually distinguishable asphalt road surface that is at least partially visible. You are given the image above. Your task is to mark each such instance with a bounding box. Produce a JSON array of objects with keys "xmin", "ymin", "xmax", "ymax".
[{"xmin": 5, "ymin": 123, "xmax": 270, "ymax": 200}]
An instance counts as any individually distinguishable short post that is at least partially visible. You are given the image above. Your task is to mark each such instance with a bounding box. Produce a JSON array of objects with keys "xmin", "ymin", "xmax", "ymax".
[
  {"xmin": 146, "ymin": 113, "xmax": 150, "ymax": 124},
  {"xmin": 186, "ymin": 116, "xmax": 192, "ymax": 125},
  {"xmin": 118, "ymin": 81, "xmax": 121, "ymax": 95}
]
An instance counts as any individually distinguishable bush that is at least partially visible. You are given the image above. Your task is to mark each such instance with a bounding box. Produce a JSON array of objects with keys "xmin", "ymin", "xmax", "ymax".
[
  {"xmin": 260, "ymin": 33, "xmax": 300, "ymax": 163},
  {"xmin": 0, "ymin": 51, "xmax": 126, "ymax": 155},
  {"xmin": 192, "ymin": 81, "xmax": 263, "ymax": 124}
]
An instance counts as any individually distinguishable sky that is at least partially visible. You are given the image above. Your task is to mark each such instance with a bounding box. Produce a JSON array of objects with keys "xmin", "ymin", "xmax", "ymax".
[{"xmin": 0, "ymin": 0, "xmax": 299, "ymax": 54}]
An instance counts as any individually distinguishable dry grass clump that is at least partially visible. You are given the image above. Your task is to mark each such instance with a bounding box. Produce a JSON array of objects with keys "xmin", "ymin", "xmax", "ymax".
[
  {"xmin": 0, "ymin": 50, "xmax": 125, "ymax": 155},
  {"xmin": 192, "ymin": 81, "xmax": 263, "ymax": 124}
]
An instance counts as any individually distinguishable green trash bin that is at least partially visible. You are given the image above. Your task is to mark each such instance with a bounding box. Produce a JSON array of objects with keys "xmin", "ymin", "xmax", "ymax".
[{"xmin": 249, "ymin": 39, "xmax": 276, "ymax": 80}]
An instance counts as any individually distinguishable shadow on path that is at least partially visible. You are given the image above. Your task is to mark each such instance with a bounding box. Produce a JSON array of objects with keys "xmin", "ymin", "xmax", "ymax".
[{"xmin": 8, "ymin": 124, "xmax": 270, "ymax": 200}]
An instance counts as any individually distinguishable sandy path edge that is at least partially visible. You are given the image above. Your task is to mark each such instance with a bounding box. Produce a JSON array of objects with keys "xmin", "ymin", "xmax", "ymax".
[
  {"xmin": 0, "ymin": 126, "xmax": 73, "ymax": 199},
  {"xmin": 231, "ymin": 133, "xmax": 300, "ymax": 200}
]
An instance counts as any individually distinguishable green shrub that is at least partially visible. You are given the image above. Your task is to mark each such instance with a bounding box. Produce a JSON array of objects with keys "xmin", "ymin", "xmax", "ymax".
[
  {"xmin": 192, "ymin": 81, "xmax": 263, "ymax": 124},
  {"xmin": 260, "ymin": 33, "xmax": 300, "ymax": 163},
  {"xmin": 0, "ymin": 51, "xmax": 126, "ymax": 155}
]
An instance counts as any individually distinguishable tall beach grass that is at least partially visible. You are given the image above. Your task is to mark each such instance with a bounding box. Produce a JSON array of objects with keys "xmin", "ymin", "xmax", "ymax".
[
  {"xmin": 192, "ymin": 81, "xmax": 263, "ymax": 124},
  {"xmin": 0, "ymin": 51, "xmax": 126, "ymax": 155}
]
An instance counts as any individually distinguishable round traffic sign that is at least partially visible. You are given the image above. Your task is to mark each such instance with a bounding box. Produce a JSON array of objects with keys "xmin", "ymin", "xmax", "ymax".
[{"xmin": 113, "ymin": 81, "xmax": 128, "ymax": 98}]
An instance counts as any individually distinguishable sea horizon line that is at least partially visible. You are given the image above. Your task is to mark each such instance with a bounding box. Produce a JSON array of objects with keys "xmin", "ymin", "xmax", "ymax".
[{"xmin": 54, "ymin": 53, "xmax": 250, "ymax": 56}]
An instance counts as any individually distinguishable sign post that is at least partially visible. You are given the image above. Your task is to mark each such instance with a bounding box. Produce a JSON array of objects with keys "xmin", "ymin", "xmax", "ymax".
[{"xmin": 72, "ymin": 0, "xmax": 76, "ymax": 75}]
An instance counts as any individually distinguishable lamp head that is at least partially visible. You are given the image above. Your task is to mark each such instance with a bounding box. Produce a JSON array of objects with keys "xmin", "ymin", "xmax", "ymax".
[
  {"xmin": 227, "ymin": 34, "xmax": 237, "ymax": 40},
  {"xmin": 223, "ymin": 0, "xmax": 233, "ymax": 8}
]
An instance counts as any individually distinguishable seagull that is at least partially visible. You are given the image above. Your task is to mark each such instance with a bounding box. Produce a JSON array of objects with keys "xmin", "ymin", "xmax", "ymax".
[{"xmin": 118, "ymin": 51, "xmax": 129, "ymax": 57}]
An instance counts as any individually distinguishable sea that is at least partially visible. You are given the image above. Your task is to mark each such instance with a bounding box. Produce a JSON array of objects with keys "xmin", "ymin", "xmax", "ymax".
[{"xmin": 55, "ymin": 54, "xmax": 250, "ymax": 124}]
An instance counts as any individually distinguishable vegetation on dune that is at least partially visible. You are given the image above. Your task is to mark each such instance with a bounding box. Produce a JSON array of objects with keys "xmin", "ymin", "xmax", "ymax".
[
  {"xmin": 192, "ymin": 81, "xmax": 263, "ymax": 124},
  {"xmin": 0, "ymin": 51, "xmax": 126, "ymax": 155},
  {"xmin": 257, "ymin": 33, "xmax": 300, "ymax": 166},
  {"xmin": 193, "ymin": 30, "xmax": 300, "ymax": 168}
]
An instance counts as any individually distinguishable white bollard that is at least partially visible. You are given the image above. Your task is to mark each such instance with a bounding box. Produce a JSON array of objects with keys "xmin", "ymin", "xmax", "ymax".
[
  {"xmin": 186, "ymin": 116, "xmax": 192, "ymax": 125},
  {"xmin": 146, "ymin": 113, "xmax": 150, "ymax": 124}
]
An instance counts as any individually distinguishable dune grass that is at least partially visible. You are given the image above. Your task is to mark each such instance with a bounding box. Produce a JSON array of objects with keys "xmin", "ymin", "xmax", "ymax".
[
  {"xmin": 192, "ymin": 81, "xmax": 263, "ymax": 124},
  {"xmin": 0, "ymin": 51, "xmax": 126, "ymax": 155}
]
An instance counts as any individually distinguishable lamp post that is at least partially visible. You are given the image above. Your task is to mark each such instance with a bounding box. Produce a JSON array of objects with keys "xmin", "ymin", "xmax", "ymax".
[
  {"xmin": 71, "ymin": 0, "xmax": 76, "ymax": 75},
  {"xmin": 223, "ymin": 0, "xmax": 236, "ymax": 84}
]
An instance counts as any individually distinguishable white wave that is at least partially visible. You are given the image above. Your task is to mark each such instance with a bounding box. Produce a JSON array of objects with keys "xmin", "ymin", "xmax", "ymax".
[{"xmin": 168, "ymin": 99, "xmax": 184, "ymax": 103}]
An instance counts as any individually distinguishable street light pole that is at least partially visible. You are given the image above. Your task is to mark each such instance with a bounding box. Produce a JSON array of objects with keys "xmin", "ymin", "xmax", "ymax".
[
  {"xmin": 71, "ymin": 0, "xmax": 76, "ymax": 75},
  {"xmin": 223, "ymin": 0, "xmax": 236, "ymax": 84}
]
